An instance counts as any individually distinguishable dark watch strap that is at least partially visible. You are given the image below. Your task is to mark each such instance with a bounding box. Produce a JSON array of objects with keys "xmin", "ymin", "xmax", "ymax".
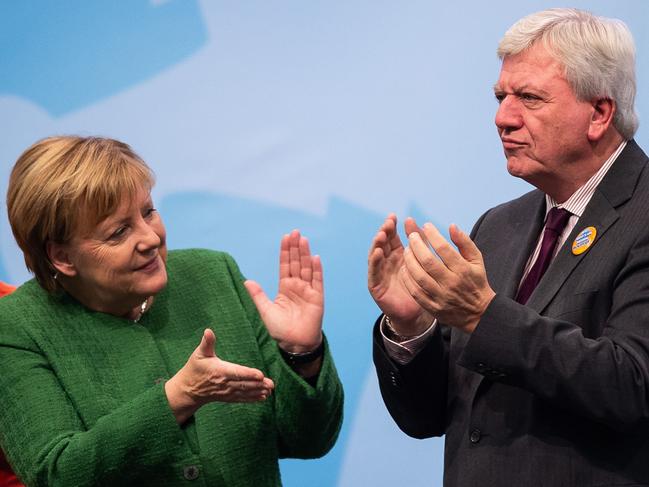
[{"xmin": 278, "ymin": 340, "xmax": 325, "ymax": 366}]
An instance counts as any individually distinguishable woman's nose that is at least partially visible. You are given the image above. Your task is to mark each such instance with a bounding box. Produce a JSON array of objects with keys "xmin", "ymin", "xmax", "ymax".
[{"xmin": 136, "ymin": 223, "xmax": 161, "ymax": 253}]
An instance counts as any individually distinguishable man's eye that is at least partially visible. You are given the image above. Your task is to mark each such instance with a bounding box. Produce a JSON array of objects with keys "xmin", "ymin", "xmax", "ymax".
[
  {"xmin": 494, "ymin": 93, "xmax": 505, "ymax": 104},
  {"xmin": 520, "ymin": 93, "xmax": 540, "ymax": 101}
]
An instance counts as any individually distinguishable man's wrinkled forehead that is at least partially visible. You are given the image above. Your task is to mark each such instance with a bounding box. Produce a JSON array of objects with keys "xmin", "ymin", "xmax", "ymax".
[{"xmin": 495, "ymin": 45, "xmax": 566, "ymax": 89}]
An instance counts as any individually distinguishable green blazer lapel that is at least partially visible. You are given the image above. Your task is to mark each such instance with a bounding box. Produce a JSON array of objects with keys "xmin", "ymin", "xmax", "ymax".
[{"xmin": 525, "ymin": 140, "xmax": 647, "ymax": 313}]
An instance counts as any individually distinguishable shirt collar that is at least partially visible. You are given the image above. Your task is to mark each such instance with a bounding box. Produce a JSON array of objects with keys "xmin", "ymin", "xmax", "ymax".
[{"xmin": 545, "ymin": 140, "xmax": 627, "ymax": 218}]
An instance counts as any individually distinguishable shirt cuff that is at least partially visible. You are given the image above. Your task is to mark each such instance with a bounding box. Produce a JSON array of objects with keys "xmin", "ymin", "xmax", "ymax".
[{"xmin": 380, "ymin": 315, "xmax": 437, "ymax": 365}]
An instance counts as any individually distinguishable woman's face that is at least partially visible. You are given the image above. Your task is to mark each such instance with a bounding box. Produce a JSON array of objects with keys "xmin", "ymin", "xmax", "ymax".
[{"xmin": 59, "ymin": 187, "xmax": 168, "ymax": 314}]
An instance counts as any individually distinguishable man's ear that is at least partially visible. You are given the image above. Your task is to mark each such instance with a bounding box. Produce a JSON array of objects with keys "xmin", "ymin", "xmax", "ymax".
[
  {"xmin": 588, "ymin": 97, "xmax": 616, "ymax": 142},
  {"xmin": 46, "ymin": 241, "xmax": 77, "ymax": 277}
]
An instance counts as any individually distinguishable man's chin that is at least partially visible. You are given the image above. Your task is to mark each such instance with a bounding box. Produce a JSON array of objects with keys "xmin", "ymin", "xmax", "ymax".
[{"xmin": 506, "ymin": 159, "xmax": 527, "ymax": 179}]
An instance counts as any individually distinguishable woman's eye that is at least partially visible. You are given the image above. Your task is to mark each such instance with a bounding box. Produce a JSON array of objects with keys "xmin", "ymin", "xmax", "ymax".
[
  {"xmin": 144, "ymin": 208, "xmax": 157, "ymax": 219},
  {"xmin": 109, "ymin": 226, "xmax": 128, "ymax": 240}
]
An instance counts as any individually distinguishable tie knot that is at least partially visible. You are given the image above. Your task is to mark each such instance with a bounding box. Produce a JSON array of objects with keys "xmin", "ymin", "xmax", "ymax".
[{"xmin": 545, "ymin": 207, "xmax": 571, "ymax": 233}]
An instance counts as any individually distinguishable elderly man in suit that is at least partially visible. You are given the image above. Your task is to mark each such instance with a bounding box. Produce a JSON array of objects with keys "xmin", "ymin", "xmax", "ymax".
[{"xmin": 369, "ymin": 8, "xmax": 649, "ymax": 487}]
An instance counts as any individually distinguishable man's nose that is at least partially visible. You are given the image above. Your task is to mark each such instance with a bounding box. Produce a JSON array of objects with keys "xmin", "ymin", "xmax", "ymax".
[{"xmin": 495, "ymin": 96, "xmax": 523, "ymax": 131}]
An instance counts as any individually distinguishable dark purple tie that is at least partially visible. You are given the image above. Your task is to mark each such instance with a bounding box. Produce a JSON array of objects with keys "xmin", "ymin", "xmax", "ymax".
[{"xmin": 515, "ymin": 207, "xmax": 572, "ymax": 305}]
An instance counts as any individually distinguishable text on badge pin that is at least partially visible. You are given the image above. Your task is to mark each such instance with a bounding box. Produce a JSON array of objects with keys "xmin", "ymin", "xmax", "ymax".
[{"xmin": 572, "ymin": 226, "xmax": 597, "ymax": 255}]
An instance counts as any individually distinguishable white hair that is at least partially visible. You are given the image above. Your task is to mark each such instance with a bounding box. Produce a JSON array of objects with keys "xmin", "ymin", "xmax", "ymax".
[{"xmin": 498, "ymin": 8, "xmax": 638, "ymax": 139}]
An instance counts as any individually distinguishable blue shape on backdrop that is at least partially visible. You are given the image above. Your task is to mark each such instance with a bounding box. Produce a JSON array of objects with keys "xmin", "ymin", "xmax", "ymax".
[
  {"xmin": 160, "ymin": 191, "xmax": 436, "ymax": 486},
  {"xmin": 0, "ymin": 253, "xmax": 9, "ymax": 283},
  {"xmin": 0, "ymin": 0, "xmax": 207, "ymax": 116},
  {"xmin": 0, "ymin": 224, "xmax": 15, "ymax": 284}
]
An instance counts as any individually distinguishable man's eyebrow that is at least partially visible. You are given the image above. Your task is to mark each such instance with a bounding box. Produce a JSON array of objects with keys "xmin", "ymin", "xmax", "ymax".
[{"xmin": 492, "ymin": 84, "xmax": 549, "ymax": 97}]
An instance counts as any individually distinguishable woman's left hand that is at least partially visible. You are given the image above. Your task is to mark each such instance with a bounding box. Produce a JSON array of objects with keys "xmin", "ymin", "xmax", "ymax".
[{"xmin": 244, "ymin": 230, "xmax": 323, "ymax": 354}]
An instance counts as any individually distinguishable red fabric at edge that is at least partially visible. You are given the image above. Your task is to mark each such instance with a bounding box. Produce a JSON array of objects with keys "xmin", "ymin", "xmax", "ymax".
[{"xmin": 0, "ymin": 283, "xmax": 24, "ymax": 487}]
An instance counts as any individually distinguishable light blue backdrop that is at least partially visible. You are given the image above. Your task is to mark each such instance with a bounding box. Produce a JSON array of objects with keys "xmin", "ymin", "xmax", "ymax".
[{"xmin": 1, "ymin": 2, "xmax": 648, "ymax": 486}]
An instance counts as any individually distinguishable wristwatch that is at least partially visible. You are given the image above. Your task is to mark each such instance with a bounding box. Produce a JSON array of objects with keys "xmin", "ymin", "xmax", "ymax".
[{"xmin": 278, "ymin": 340, "xmax": 325, "ymax": 366}]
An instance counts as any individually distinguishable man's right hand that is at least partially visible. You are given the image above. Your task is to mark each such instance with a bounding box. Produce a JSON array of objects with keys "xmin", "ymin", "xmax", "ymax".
[{"xmin": 368, "ymin": 214, "xmax": 433, "ymax": 336}]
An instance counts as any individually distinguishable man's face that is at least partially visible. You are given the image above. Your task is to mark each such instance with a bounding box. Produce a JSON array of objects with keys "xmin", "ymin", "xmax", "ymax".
[{"xmin": 494, "ymin": 43, "xmax": 595, "ymax": 194}]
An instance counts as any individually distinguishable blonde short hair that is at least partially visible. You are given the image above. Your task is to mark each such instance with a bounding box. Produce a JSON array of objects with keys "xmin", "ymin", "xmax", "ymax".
[
  {"xmin": 7, "ymin": 136, "xmax": 155, "ymax": 293},
  {"xmin": 498, "ymin": 8, "xmax": 638, "ymax": 139}
]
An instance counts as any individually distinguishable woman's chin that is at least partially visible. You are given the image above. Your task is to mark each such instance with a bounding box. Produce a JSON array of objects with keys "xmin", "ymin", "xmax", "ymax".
[{"xmin": 138, "ymin": 271, "xmax": 168, "ymax": 298}]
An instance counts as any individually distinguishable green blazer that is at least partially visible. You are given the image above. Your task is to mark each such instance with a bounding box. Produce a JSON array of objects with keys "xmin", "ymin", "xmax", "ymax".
[{"xmin": 0, "ymin": 249, "xmax": 343, "ymax": 486}]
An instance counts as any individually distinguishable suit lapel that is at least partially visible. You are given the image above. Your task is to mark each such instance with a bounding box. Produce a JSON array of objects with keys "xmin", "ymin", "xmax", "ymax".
[
  {"xmin": 462, "ymin": 141, "xmax": 648, "ymax": 410},
  {"xmin": 500, "ymin": 195, "xmax": 546, "ymax": 299},
  {"xmin": 525, "ymin": 140, "xmax": 647, "ymax": 313},
  {"xmin": 457, "ymin": 194, "xmax": 544, "ymax": 354},
  {"xmin": 458, "ymin": 193, "xmax": 544, "ymax": 395},
  {"xmin": 464, "ymin": 141, "xmax": 647, "ymax": 405},
  {"xmin": 525, "ymin": 193, "xmax": 618, "ymax": 312}
]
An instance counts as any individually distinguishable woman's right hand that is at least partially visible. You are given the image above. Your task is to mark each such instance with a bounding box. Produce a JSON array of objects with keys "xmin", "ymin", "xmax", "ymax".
[
  {"xmin": 165, "ymin": 329, "xmax": 275, "ymax": 424},
  {"xmin": 368, "ymin": 214, "xmax": 433, "ymax": 336}
]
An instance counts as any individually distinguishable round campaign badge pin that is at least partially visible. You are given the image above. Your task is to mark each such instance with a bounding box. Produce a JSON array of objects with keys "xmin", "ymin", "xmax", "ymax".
[{"xmin": 572, "ymin": 226, "xmax": 597, "ymax": 255}]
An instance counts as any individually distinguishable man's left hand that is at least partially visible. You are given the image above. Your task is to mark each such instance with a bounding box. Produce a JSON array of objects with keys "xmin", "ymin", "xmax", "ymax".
[{"xmin": 401, "ymin": 221, "xmax": 496, "ymax": 334}]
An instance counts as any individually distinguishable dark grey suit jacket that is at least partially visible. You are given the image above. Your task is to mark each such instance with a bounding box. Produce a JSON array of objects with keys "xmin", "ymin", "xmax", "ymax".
[{"xmin": 374, "ymin": 140, "xmax": 649, "ymax": 486}]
